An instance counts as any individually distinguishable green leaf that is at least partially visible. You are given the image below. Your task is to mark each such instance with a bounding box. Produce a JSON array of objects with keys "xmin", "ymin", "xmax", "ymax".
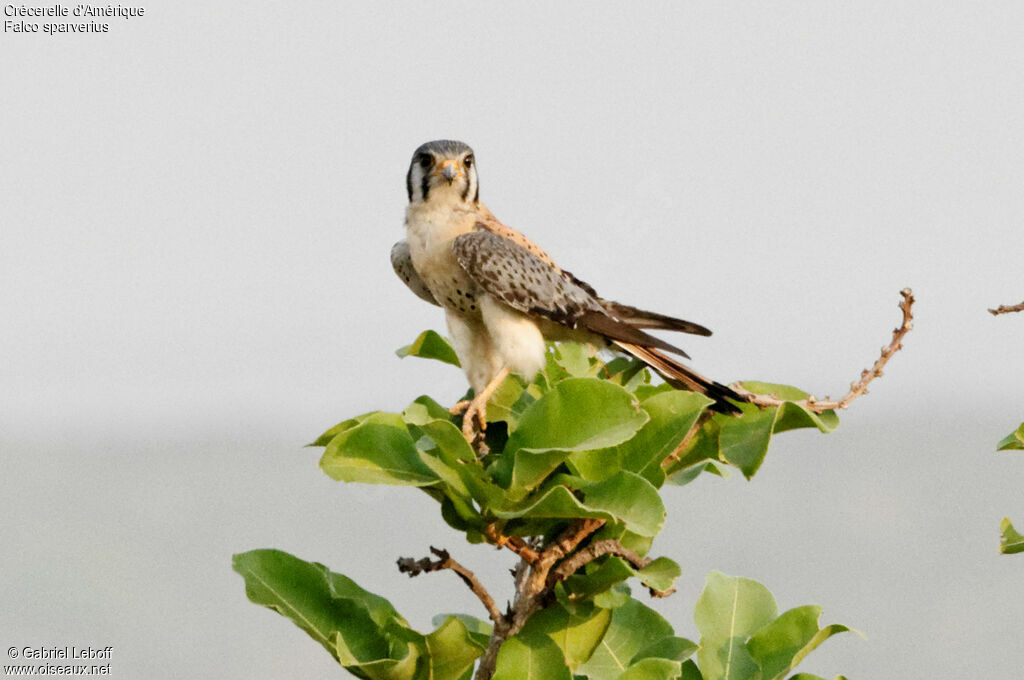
[
  {"xmin": 491, "ymin": 484, "xmax": 605, "ymax": 527},
  {"xmin": 746, "ymin": 606, "xmax": 822, "ymax": 678},
  {"xmin": 509, "ymin": 378, "xmax": 649, "ymax": 453},
  {"xmin": 425, "ymin": 616, "xmax": 486, "ymax": 680},
  {"xmin": 1000, "ymin": 518, "xmax": 1024, "ymax": 554},
  {"xmin": 632, "ymin": 382, "xmax": 673, "ymax": 401},
  {"xmin": 746, "ymin": 605, "xmax": 851, "ymax": 680},
  {"xmin": 403, "ymin": 395, "xmax": 454, "ymax": 425},
  {"xmin": 620, "ymin": 391, "xmax": 712, "ymax": 486},
  {"xmin": 615, "ymin": 657, "xmax": 682, "ymax": 680},
  {"xmin": 997, "ymin": 422, "xmax": 1024, "ymax": 450},
  {"xmin": 522, "ymin": 602, "xmax": 612, "ymax": 671},
  {"xmin": 431, "ymin": 613, "xmax": 493, "ymax": 647},
  {"xmin": 678, "ymin": 660, "xmax": 703, "ymax": 680},
  {"xmin": 593, "ymin": 583, "xmax": 632, "ymax": 610},
  {"xmin": 604, "ymin": 357, "xmax": 647, "ymax": 388},
  {"xmin": 569, "ymin": 391, "xmax": 712, "ymax": 487},
  {"xmin": 401, "ymin": 398, "xmax": 507, "ymax": 513},
  {"xmin": 493, "ymin": 471, "xmax": 665, "ymax": 538},
  {"xmin": 694, "ymin": 571, "xmax": 778, "ymax": 680},
  {"xmin": 319, "ymin": 412, "xmax": 439, "ymax": 486},
  {"xmin": 717, "ymin": 404, "xmax": 778, "ymax": 478},
  {"xmin": 559, "ymin": 554, "xmax": 679, "ymax": 603},
  {"xmin": 631, "ymin": 636, "xmax": 698, "ymax": 664},
  {"xmin": 591, "ymin": 522, "xmax": 654, "ymax": 560},
  {"xmin": 583, "ymin": 472, "xmax": 665, "ymax": 538},
  {"xmin": 232, "ymin": 549, "xmax": 420, "ymax": 676},
  {"xmin": 715, "ymin": 383, "xmax": 837, "ymax": 479},
  {"xmin": 636, "ymin": 557, "xmax": 682, "ymax": 593},
  {"xmin": 577, "ymin": 599, "xmax": 675, "ymax": 680},
  {"xmin": 734, "ymin": 383, "xmax": 839, "ymax": 434},
  {"xmin": 486, "ymin": 375, "xmax": 534, "ymax": 430},
  {"xmin": 492, "ymin": 379, "xmax": 649, "ymax": 495},
  {"xmin": 492, "ymin": 628, "xmax": 572, "ymax": 680},
  {"xmin": 396, "ymin": 330, "xmax": 461, "ymax": 367},
  {"xmin": 560, "ymin": 558, "xmax": 637, "ymax": 604},
  {"xmin": 664, "ymin": 461, "xmax": 724, "ymax": 487},
  {"xmin": 554, "ymin": 343, "xmax": 603, "ymax": 378},
  {"xmin": 405, "ymin": 410, "xmax": 475, "ymax": 463},
  {"xmin": 776, "ymin": 624, "xmax": 851, "ymax": 680},
  {"xmin": 310, "ymin": 411, "xmax": 379, "ymax": 447},
  {"xmin": 662, "ymin": 415, "xmax": 721, "ymax": 480},
  {"xmin": 539, "ymin": 346, "xmax": 572, "ymax": 389}
]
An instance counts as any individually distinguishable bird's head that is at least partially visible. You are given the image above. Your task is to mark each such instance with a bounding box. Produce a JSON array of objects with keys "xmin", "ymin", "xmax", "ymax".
[{"xmin": 406, "ymin": 140, "xmax": 479, "ymax": 207}]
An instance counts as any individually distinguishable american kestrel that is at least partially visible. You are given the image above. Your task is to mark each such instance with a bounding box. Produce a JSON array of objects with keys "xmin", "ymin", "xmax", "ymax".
[{"xmin": 391, "ymin": 140, "xmax": 741, "ymax": 447}]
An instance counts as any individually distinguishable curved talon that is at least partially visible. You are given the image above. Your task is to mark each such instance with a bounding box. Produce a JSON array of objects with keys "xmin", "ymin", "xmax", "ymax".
[
  {"xmin": 461, "ymin": 398, "xmax": 491, "ymax": 458},
  {"xmin": 457, "ymin": 367, "xmax": 511, "ymax": 456},
  {"xmin": 450, "ymin": 400, "xmax": 471, "ymax": 416},
  {"xmin": 461, "ymin": 399, "xmax": 487, "ymax": 441}
]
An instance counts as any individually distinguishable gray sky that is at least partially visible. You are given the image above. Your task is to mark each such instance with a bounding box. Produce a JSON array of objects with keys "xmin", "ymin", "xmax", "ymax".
[{"xmin": 2, "ymin": 2, "xmax": 1022, "ymax": 678}]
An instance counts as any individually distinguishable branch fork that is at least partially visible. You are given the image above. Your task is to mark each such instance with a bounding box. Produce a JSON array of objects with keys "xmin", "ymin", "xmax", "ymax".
[
  {"xmin": 397, "ymin": 546, "xmax": 504, "ymax": 627},
  {"xmin": 398, "ymin": 519, "xmax": 668, "ymax": 680}
]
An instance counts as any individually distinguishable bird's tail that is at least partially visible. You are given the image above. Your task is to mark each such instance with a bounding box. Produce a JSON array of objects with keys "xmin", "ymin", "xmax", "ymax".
[
  {"xmin": 613, "ymin": 340, "xmax": 744, "ymax": 415},
  {"xmin": 600, "ymin": 301, "xmax": 713, "ymax": 336}
]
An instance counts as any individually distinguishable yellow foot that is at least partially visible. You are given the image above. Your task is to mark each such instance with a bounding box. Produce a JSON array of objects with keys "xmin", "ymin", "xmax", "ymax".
[
  {"xmin": 456, "ymin": 367, "xmax": 511, "ymax": 458},
  {"xmin": 461, "ymin": 398, "xmax": 488, "ymax": 443},
  {"xmin": 462, "ymin": 398, "xmax": 490, "ymax": 457},
  {"xmin": 450, "ymin": 400, "xmax": 471, "ymax": 416}
]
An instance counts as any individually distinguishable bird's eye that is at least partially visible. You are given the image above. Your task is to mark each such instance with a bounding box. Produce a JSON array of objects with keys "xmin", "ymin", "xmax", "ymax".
[
  {"xmin": 464, "ymin": 154, "xmax": 474, "ymax": 168},
  {"xmin": 418, "ymin": 154, "xmax": 432, "ymax": 169}
]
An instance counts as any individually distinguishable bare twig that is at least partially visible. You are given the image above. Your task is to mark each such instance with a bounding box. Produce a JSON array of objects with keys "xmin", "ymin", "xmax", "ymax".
[
  {"xmin": 547, "ymin": 538, "xmax": 675, "ymax": 598},
  {"xmin": 536, "ymin": 518, "xmax": 606, "ymax": 571},
  {"xmin": 731, "ymin": 288, "xmax": 915, "ymax": 413},
  {"xmin": 989, "ymin": 301, "xmax": 1024, "ymax": 316},
  {"xmin": 482, "ymin": 523, "xmax": 541, "ymax": 564},
  {"xmin": 397, "ymin": 547, "xmax": 505, "ymax": 627},
  {"xmin": 471, "ymin": 519, "xmax": 672, "ymax": 680},
  {"xmin": 549, "ymin": 539, "xmax": 648, "ymax": 582},
  {"xmin": 474, "ymin": 519, "xmax": 608, "ymax": 680}
]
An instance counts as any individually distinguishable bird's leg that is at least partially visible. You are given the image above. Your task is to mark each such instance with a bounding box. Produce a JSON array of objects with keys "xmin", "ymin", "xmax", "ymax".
[
  {"xmin": 449, "ymin": 400, "xmax": 471, "ymax": 416},
  {"xmin": 461, "ymin": 367, "xmax": 511, "ymax": 451}
]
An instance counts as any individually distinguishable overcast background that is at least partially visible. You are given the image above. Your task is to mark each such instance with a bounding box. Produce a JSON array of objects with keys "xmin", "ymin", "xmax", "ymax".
[{"xmin": 2, "ymin": 2, "xmax": 1023, "ymax": 678}]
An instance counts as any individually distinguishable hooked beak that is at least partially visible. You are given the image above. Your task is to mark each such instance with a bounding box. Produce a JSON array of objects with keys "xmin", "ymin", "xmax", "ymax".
[{"xmin": 439, "ymin": 160, "xmax": 458, "ymax": 184}]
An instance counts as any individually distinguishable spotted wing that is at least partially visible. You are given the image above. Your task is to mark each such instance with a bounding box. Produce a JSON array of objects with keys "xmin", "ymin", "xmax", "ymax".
[
  {"xmin": 390, "ymin": 240, "xmax": 440, "ymax": 306},
  {"xmin": 451, "ymin": 229, "xmax": 689, "ymax": 356},
  {"xmin": 475, "ymin": 205, "xmax": 561, "ymax": 269},
  {"xmin": 476, "ymin": 211, "xmax": 713, "ymax": 337}
]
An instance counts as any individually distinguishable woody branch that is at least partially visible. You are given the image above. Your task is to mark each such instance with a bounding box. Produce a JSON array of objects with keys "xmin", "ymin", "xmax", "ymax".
[
  {"xmin": 397, "ymin": 547, "xmax": 505, "ymax": 628},
  {"xmin": 731, "ymin": 288, "xmax": 915, "ymax": 413},
  {"xmin": 989, "ymin": 301, "xmax": 1024, "ymax": 316}
]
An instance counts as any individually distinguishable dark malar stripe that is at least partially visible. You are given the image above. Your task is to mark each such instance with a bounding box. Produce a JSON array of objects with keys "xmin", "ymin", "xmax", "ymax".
[
  {"xmin": 420, "ymin": 170, "xmax": 431, "ymax": 202},
  {"xmin": 406, "ymin": 165, "xmax": 414, "ymax": 202},
  {"xmin": 461, "ymin": 170, "xmax": 472, "ymax": 201}
]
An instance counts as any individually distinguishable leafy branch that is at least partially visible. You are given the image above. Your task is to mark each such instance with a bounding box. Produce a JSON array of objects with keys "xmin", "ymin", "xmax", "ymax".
[
  {"xmin": 549, "ymin": 538, "xmax": 675, "ymax": 598},
  {"xmin": 234, "ymin": 326, "xmax": 870, "ymax": 679}
]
